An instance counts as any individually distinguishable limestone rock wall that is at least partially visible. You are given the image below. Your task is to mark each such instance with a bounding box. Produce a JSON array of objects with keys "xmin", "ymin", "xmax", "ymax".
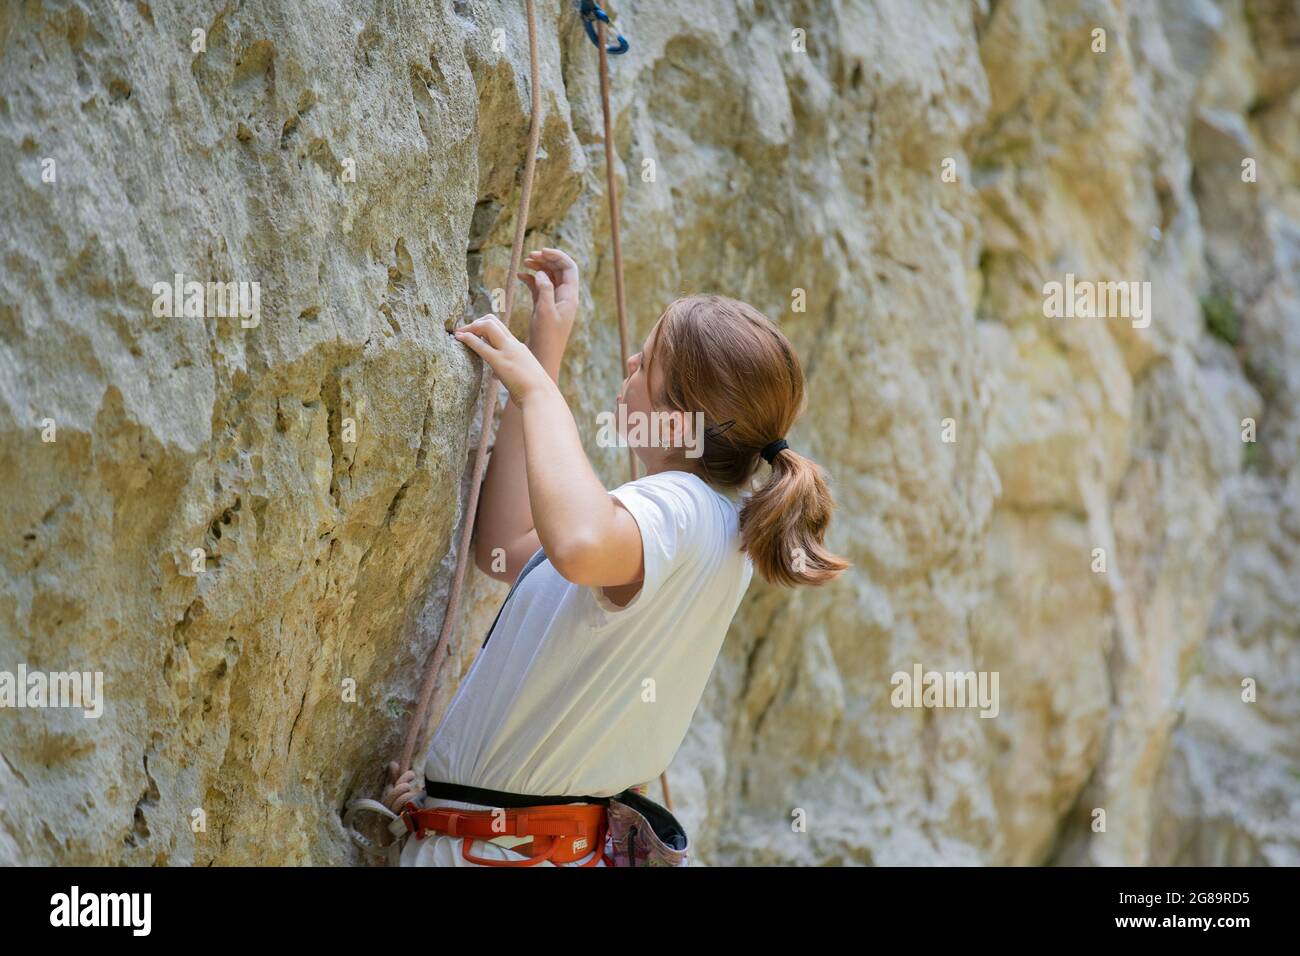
[{"xmin": 0, "ymin": 0, "xmax": 1295, "ymax": 865}]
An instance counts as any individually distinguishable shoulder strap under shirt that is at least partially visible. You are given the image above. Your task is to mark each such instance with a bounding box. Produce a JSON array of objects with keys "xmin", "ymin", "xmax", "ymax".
[{"xmin": 480, "ymin": 547, "xmax": 548, "ymax": 650}]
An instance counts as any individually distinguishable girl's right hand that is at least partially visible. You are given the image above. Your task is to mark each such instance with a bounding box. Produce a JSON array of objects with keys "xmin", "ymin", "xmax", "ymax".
[
  {"xmin": 454, "ymin": 314, "xmax": 556, "ymax": 407},
  {"xmin": 519, "ymin": 248, "xmax": 579, "ymax": 350}
]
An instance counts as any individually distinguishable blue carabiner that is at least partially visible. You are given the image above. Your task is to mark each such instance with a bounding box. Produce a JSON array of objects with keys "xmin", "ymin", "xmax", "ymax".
[{"xmin": 580, "ymin": 0, "xmax": 629, "ymax": 55}]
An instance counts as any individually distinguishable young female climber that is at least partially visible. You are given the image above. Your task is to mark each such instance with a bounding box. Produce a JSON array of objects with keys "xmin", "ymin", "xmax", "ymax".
[{"xmin": 384, "ymin": 248, "xmax": 848, "ymax": 866}]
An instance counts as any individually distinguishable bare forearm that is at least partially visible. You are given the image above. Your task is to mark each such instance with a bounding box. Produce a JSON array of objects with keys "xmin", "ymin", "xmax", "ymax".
[
  {"xmin": 475, "ymin": 396, "xmax": 528, "ymax": 555},
  {"xmin": 473, "ymin": 336, "xmax": 567, "ymax": 567},
  {"xmin": 454, "ymin": 249, "xmax": 601, "ymax": 580}
]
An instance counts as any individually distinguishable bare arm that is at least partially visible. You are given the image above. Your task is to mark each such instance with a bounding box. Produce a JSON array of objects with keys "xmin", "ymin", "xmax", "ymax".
[
  {"xmin": 472, "ymin": 250, "xmax": 579, "ymax": 583},
  {"xmin": 454, "ymin": 315, "xmax": 645, "ymax": 589},
  {"xmin": 516, "ymin": 384, "xmax": 644, "ymax": 587}
]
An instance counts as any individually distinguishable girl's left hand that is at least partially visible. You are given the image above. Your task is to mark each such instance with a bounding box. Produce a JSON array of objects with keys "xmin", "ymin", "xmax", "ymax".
[
  {"xmin": 454, "ymin": 314, "xmax": 555, "ymax": 405},
  {"xmin": 384, "ymin": 763, "xmax": 422, "ymax": 813},
  {"xmin": 520, "ymin": 247, "xmax": 579, "ymax": 334}
]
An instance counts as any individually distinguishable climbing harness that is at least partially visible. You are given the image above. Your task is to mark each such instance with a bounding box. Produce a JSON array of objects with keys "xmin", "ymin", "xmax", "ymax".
[
  {"xmin": 402, "ymin": 799, "xmax": 609, "ymax": 866},
  {"xmin": 342, "ymin": 798, "xmax": 408, "ymax": 865},
  {"xmin": 398, "ymin": 780, "xmax": 689, "ymax": 867},
  {"xmin": 348, "ymin": 0, "xmax": 677, "ymax": 863}
]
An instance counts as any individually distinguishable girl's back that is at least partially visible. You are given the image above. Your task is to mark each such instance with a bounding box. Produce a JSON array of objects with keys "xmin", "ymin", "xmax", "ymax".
[{"xmin": 425, "ymin": 469, "xmax": 751, "ymax": 799}]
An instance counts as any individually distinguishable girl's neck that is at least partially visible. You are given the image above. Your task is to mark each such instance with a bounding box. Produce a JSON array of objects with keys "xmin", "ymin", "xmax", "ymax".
[{"xmin": 638, "ymin": 457, "xmax": 695, "ymax": 478}]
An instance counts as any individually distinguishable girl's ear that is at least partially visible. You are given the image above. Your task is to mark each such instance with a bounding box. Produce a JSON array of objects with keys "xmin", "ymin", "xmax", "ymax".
[
  {"xmin": 661, "ymin": 409, "xmax": 680, "ymax": 447},
  {"xmin": 678, "ymin": 410, "xmax": 701, "ymax": 457},
  {"xmin": 660, "ymin": 409, "xmax": 694, "ymax": 453}
]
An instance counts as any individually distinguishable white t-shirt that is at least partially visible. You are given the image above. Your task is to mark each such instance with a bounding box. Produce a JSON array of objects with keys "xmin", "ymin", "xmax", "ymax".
[{"xmin": 422, "ymin": 469, "xmax": 753, "ymax": 799}]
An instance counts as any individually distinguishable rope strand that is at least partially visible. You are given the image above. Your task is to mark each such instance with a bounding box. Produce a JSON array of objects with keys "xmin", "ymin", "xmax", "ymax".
[
  {"xmin": 395, "ymin": 0, "xmax": 542, "ymax": 777},
  {"xmin": 382, "ymin": 2, "xmax": 673, "ymax": 844},
  {"xmin": 596, "ymin": 17, "xmax": 672, "ymax": 813},
  {"xmin": 597, "ymin": 19, "xmax": 636, "ymax": 485}
]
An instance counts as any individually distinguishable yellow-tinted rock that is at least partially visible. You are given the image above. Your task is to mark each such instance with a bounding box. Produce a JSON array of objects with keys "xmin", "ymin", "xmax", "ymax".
[{"xmin": 0, "ymin": 0, "xmax": 1295, "ymax": 865}]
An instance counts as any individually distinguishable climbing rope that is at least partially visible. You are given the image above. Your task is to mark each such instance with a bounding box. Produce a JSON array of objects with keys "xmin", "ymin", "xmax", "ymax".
[
  {"xmin": 350, "ymin": 0, "xmax": 670, "ymax": 862},
  {"xmin": 589, "ymin": 7, "xmax": 673, "ymax": 813},
  {"xmin": 395, "ymin": 0, "xmax": 542, "ymax": 778},
  {"xmin": 595, "ymin": 22, "xmax": 636, "ymax": 485}
]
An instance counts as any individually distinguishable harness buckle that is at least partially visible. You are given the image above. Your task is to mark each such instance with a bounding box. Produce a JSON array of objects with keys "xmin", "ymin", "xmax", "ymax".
[{"xmin": 401, "ymin": 802, "xmax": 431, "ymax": 839}]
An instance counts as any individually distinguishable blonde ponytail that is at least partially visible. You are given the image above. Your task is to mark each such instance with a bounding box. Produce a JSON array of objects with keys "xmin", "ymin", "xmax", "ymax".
[
  {"xmin": 740, "ymin": 446, "xmax": 848, "ymax": 587},
  {"xmin": 644, "ymin": 295, "xmax": 849, "ymax": 588}
]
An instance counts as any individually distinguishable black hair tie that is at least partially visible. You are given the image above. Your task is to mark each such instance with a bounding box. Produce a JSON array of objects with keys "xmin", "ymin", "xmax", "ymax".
[{"xmin": 760, "ymin": 438, "xmax": 789, "ymax": 463}]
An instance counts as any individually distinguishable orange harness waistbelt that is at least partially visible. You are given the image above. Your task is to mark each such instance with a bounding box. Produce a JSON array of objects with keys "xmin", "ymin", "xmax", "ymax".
[{"xmin": 402, "ymin": 801, "xmax": 609, "ymax": 867}]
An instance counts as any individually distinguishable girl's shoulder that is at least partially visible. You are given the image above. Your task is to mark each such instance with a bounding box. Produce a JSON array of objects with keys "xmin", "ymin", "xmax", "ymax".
[
  {"xmin": 626, "ymin": 469, "xmax": 737, "ymax": 511},
  {"xmin": 620, "ymin": 470, "xmax": 742, "ymax": 542}
]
